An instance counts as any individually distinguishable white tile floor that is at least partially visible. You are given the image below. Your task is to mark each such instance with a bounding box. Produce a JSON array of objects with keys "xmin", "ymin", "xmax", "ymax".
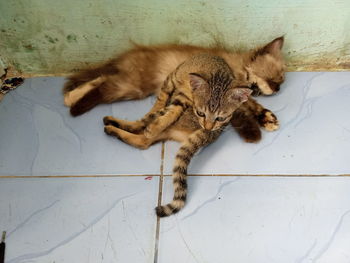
[
  {"xmin": 0, "ymin": 77, "xmax": 162, "ymax": 176},
  {"xmin": 1, "ymin": 72, "xmax": 350, "ymax": 262},
  {"xmin": 0, "ymin": 177, "xmax": 158, "ymax": 263},
  {"xmin": 163, "ymin": 72, "xmax": 350, "ymax": 175}
]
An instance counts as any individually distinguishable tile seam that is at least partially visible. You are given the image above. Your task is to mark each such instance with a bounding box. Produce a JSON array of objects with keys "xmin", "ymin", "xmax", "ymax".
[
  {"xmin": 153, "ymin": 142, "xmax": 165, "ymax": 263},
  {"xmin": 1, "ymin": 174, "xmax": 349, "ymax": 179}
]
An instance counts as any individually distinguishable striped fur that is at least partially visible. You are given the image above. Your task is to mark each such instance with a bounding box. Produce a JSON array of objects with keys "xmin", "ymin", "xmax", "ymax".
[
  {"xmin": 104, "ymin": 54, "xmax": 253, "ymax": 217},
  {"xmin": 156, "ymin": 129, "xmax": 220, "ymax": 217}
]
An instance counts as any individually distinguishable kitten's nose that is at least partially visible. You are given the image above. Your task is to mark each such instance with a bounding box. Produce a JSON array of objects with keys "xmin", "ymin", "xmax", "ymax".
[{"xmin": 204, "ymin": 121, "xmax": 215, "ymax": 130}]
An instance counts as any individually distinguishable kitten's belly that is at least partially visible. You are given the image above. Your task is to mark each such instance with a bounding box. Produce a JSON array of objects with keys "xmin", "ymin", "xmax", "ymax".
[{"xmin": 167, "ymin": 110, "xmax": 201, "ymax": 142}]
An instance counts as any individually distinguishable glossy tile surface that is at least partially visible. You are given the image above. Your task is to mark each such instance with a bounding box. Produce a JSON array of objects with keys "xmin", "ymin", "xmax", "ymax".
[
  {"xmin": 1, "ymin": 73, "xmax": 350, "ymax": 263},
  {"xmin": 158, "ymin": 176, "xmax": 350, "ymax": 263},
  {"xmin": 163, "ymin": 72, "xmax": 350, "ymax": 175},
  {"xmin": 0, "ymin": 78, "xmax": 161, "ymax": 176},
  {"xmin": 0, "ymin": 177, "xmax": 158, "ymax": 263}
]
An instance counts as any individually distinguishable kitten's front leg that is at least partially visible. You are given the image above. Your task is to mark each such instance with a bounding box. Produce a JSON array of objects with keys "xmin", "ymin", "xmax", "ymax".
[
  {"xmin": 144, "ymin": 104, "xmax": 184, "ymax": 138},
  {"xmin": 144, "ymin": 96, "xmax": 189, "ymax": 139},
  {"xmin": 231, "ymin": 106, "xmax": 262, "ymax": 143},
  {"xmin": 246, "ymin": 98, "xmax": 279, "ymax": 131},
  {"xmin": 256, "ymin": 109, "xmax": 279, "ymax": 131},
  {"xmin": 103, "ymin": 106, "xmax": 172, "ymax": 134},
  {"xmin": 144, "ymin": 72, "xmax": 177, "ymax": 116}
]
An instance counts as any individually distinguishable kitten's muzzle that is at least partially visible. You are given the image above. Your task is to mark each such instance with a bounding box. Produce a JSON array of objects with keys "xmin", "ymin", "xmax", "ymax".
[
  {"xmin": 267, "ymin": 80, "xmax": 280, "ymax": 93},
  {"xmin": 204, "ymin": 122, "xmax": 215, "ymax": 131}
]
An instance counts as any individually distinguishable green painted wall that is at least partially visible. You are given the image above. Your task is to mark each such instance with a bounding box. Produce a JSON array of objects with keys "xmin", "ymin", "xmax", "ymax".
[{"xmin": 0, "ymin": 0, "xmax": 349, "ymax": 76}]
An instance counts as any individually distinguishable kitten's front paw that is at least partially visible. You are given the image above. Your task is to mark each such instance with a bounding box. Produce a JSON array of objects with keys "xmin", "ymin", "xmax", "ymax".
[
  {"xmin": 258, "ymin": 110, "xmax": 279, "ymax": 131},
  {"xmin": 103, "ymin": 116, "xmax": 120, "ymax": 127}
]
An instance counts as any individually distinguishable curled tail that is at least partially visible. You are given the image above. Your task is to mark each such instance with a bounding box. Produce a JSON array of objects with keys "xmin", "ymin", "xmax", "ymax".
[{"xmin": 156, "ymin": 130, "xmax": 211, "ymax": 217}]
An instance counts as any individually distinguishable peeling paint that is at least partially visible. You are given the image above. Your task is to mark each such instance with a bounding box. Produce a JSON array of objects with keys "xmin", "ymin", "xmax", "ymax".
[{"xmin": 45, "ymin": 35, "xmax": 59, "ymax": 44}]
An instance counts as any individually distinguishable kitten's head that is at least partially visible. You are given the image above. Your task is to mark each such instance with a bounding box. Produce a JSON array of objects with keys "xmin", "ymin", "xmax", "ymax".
[
  {"xmin": 189, "ymin": 73, "xmax": 252, "ymax": 131},
  {"xmin": 246, "ymin": 36, "xmax": 285, "ymax": 96}
]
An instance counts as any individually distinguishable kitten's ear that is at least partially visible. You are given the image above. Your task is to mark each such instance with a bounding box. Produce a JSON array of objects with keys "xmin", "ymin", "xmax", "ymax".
[
  {"xmin": 189, "ymin": 73, "xmax": 208, "ymax": 91},
  {"xmin": 229, "ymin": 87, "xmax": 252, "ymax": 103},
  {"xmin": 264, "ymin": 36, "xmax": 284, "ymax": 53},
  {"xmin": 254, "ymin": 36, "xmax": 284, "ymax": 58}
]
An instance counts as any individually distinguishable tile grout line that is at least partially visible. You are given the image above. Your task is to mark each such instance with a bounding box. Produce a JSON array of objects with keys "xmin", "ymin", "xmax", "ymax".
[
  {"xmin": 0, "ymin": 174, "xmax": 349, "ymax": 179},
  {"xmin": 153, "ymin": 142, "xmax": 165, "ymax": 263},
  {"xmin": 0, "ymin": 174, "xmax": 161, "ymax": 178}
]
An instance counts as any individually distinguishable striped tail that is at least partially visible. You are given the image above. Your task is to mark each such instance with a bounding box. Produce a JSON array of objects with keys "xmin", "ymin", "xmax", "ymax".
[{"xmin": 156, "ymin": 130, "xmax": 210, "ymax": 217}]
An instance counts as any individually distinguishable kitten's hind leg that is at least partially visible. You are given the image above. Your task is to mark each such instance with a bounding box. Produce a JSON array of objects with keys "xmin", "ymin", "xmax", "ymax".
[
  {"xmin": 103, "ymin": 116, "xmax": 145, "ymax": 133},
  {"xmin": 64, "ymin": 77, "xmax": 104, "ymax": 107},
  {"xmin": 103, "ymin": 107, "xmax": 167, "ymax": 133},
  {"xmin": 104, "ymin": 125, "xmax": 154, "ymax": 149}
]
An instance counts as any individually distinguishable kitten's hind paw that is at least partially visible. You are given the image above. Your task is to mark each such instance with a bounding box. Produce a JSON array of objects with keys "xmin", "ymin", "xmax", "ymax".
[
  {"xmin": 103, "ymin": 116, "xmax": 120, "ymax": 127},
  {"xmin": 104, "ymin": 125, "xmax": 117, "ymax": 136},
  {"xmin": 258, "ymin": 110, "xmax": 279, "ymax": 131}
]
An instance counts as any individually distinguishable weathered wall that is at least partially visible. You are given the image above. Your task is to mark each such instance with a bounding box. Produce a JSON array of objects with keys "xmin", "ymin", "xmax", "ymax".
[{"xmin": 0, "ymin": 0, "xmax": 349, "ymax": 76}]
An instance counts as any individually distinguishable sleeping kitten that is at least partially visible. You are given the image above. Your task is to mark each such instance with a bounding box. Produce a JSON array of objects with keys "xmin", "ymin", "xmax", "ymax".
[
  {"xmin": 63, "ymin": 37, "xmax": 284, "ymax": 142},
  {"xmin": 104, "ymin": 54, "xmax": 252, "ymax": 216}
]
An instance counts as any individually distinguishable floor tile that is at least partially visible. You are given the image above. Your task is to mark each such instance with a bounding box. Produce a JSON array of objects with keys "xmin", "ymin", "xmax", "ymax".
[
  {"xmin": 158, "ymin": 176, "xmax": 350, "ymax": 263},
  {"xmin": 0, "ymin": 77, "xmax": 161, "ymax": 176},
  {"xmin": 0, "ymin": 177, "xmax": 159, "ymax": 263},
  {"xmin": 163, "ymin": 72, "xmax": 350, "ymax": 175}
]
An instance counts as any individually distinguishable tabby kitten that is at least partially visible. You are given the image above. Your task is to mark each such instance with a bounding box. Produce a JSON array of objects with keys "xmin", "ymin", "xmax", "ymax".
[
  {"xmin": 104, "ymin": 54, "xmax": 252, "ymax": 216},
  {"xmin": 63, "ymin": 37, "xmax": 284, "ymax": 142}
]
